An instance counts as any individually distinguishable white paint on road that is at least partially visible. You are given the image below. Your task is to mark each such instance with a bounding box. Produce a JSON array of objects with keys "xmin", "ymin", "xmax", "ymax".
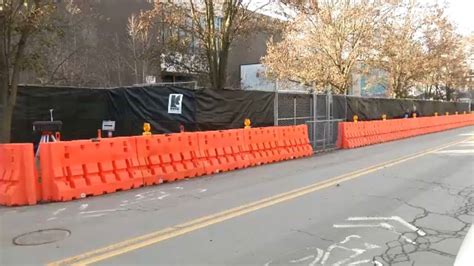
[
  {"xmin": 79, "ymin": 204, "xmax": 89, "ymax": 211},
  {"xmin": 433, "ymin": 149, "xmax": 474, "ymax": 154},
  {"xmin": 308, "ymin": 248, "xmax": 324, "ymax": 266},
  {"xmin": 263, "ymin": 260, "xmax": 272, "ymax": 266},
  {"xmin": 52, "ymin": 208, "xmax": 66, "ymax": 216},
  {"xmin": 333, "ymin": 223, "xmax": 391, "ymax": 229},
  {"xmin": 47, "ymin": 217, "xmax": 57, "ymax": 221},
  {"xmin": 348, "ymin": 259, "xmax": 371, "ymax": 265},
  {"xmin": 364, "ymin": 243, "xmax": 380, "ymax": 249},
  {"xmin": 340, "ymin": 235, "xmax": 361, "ymax": 244},
  {"xmin": 79, "ymin": 209, "xmax": 120, "ymax": 215},
  {"xmin": 198, "ymin": 189, "xmax": 208, "ymax": 193},
  {"xmin": 319, "ymin": 235, "xmax": 370, "ymax": 265},
  {"xmin": 346, "ymin": 216, "xmax": 426, "ymax": 236},
  {"xmin": 290, "ymin": 255, "xmax": 314, "ymax": 263},
  {"xmin": 82, "ymin": 214, "xmax": 107, "ymax": 218},
  {"xmin": 175, "ymin": 186, "xmax": 184, "ymax": 190},
  {"xmin": 158, "ymin": 194, "xmax": 170, "ymax": 200}
]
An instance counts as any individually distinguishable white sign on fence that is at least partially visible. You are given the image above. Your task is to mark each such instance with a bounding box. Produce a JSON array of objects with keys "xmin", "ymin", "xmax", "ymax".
[{"xmin": 168, "ymin": 94, "xmax": 183, "ymax": 114}]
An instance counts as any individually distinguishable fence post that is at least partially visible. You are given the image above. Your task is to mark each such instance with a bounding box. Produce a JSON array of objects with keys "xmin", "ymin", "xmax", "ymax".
[
  {"xmin": 274, "ymin": 80, "xmax": 279, "ymax": 126},
  {"xmin": 312, "ymin": 91, "xmax": 317, "ymax": 151},
  {"xmin": 293, "ymin": 96, "xmax": 297, "ymax": 125}
]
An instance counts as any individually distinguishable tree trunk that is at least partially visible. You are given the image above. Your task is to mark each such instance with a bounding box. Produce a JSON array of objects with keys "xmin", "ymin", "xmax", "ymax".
[
  {"xmin": 0, "ymin": 102, "xmax": 13, "ymax": 143},
  {"xmin": 445, "ymin": 86, "xmax": 452, "ymax": 101}
]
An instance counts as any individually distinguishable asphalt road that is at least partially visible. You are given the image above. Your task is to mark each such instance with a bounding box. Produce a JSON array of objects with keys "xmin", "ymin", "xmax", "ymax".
[{"xmin": 1, "ymin": 126, "xmax": 473, "ymax": 266}]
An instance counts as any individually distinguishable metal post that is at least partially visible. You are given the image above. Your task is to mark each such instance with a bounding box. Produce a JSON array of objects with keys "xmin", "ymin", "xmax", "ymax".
[
  {"xmin": 311, "ymin": 91, "xmax": 318, "ymax": 151},
  {"xmin": 328, "ymin": 92, "xmax": 333, "ymax": 146},
  {"xmin": 274, "ymin": 80, "xmax": 279, "ymax": 126},
  {"xmin": 293, "ymin": 96, "xmax": 297, "ymax": 125},
  {"xmin": 344, "ymin": 95, "xmax": 348, "ymax": 121},
  {"xmin": 322, "ymin": 93, "xmax": 328, "ymax": 150}
]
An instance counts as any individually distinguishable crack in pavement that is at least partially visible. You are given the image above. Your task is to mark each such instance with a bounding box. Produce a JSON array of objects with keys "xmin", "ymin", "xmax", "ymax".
[
  {"xmin": 372, "ymin": 185, "xmax": 473, "ymax": 265},
  {"xmin": 291, "ymin": 229, "xmax": 334, "ymax": 243}
]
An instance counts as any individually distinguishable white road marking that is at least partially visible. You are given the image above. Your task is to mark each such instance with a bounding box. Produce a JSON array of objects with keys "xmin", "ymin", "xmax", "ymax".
[
  {"xmin": 308, "ymin": 248, "xmax": 324, "ymax": 266},
  {"xmin": 348, "ymin": 259, "xmax": 371, "ymax": 265},
  {"xmin": 340, "ymin": 235, "xmax": 361, "ymax": 244},
  {"xmin": 82, "ymin": 214, "xmax": 107, "ymax": 218},
  {"xmin": 79, "ymin": 209, "xmax": 120, "ymax": 215},
  {"xmin": 334, "ymin": 223, "xmax": 390, "ymax": 229},
  {"xmin": 364, "ymin": 243, "xmax": 380, "ymax": 249},
  {"xmin": 433, "ymin": 150, "xmax": 474, "ymax": 154},
  {"xmin": 263, "ymin": 260, "xmax": 272, "ymax": 266},
  {"xmin": 347, "ymin": 216, "xmax": 426, "ymax": 236},
  {"xmin": 320, "ymin": 235, "xmax": 366, "ymax": 265},
  {"xmin": 459, "ymin": 133, "xmax": 474, "ymax": 136},
  {"xmin": 333, "ymin": 248, "xmax": 366, "ymax": 266},
  {"xmin": 52, "ymin": 208, "xmax": 66, "ymax": 216},
  {"xmin": 199, "ymin": 189, "xmax": 208, "ymax": 193},
  {"xmin": 135, "ymin": 194, "xmax": 145, "ymax": 200},
  {"xmin": 158, "ymin": 194, "xmax": 170, "ymax": 200},
  {"xmin": 79, "ymin": 204, "xmax": 89, "ymax": 211},
  {"xmin": 175, "ymin": 186, "xmax": 184, "ymax": 190},
  {"xmin": 402, "ymin": 235, "xmax": 416, "ymax": 244},
  {"xmin": 290, "ymin": 255, "xmax": 314, "ymax": 263},
  {"xmin": 47, "ymin": 217, "xmax": 57, "ymax": 221}
]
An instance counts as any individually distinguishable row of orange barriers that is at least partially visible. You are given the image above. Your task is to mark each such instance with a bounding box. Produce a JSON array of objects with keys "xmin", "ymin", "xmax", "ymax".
[
  {"xmin": 0, "ymin": 125, "xmax": 313, "ymax": 206},
  {"xmin": 338, "ymin": 114, "xmax": 474, "ymax": 149}
]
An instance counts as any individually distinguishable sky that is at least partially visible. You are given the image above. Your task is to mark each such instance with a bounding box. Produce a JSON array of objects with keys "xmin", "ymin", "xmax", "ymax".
[{"xmin": 248, "ymin": 0, "xmax": 473, "ymax": 36}]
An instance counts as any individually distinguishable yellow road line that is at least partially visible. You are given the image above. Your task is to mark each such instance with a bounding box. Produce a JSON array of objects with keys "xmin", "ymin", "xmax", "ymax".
[{"xmin": 48, "ymin": 136, "xmax": 472, "ymax": 266}]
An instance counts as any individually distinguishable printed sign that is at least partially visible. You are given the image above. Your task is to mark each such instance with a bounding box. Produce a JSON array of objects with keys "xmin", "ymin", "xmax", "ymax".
[
  {"xmin": 102, "ymin": 120, "xmax": 116, "ymax": 131},
  {"xmin": 168, "ymin": 94, "xmax": 183, "ymax": 114}
]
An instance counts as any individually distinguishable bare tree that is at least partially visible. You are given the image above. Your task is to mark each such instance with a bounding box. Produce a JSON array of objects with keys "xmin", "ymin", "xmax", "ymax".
[
  {"xmin": 127, "ymin": 12, "xmax": 163, "ymax": 85},
  {"xmin": 142, "ymin": 0, "xmax": 276, "ymax": 89},
  {"xmin": 421, "ymin": 6, "xmax": 469, "ymax": 101},
  {"xmin": 263, "ymin": 0, "xmax": 395, "ymax": 94},
  {"xmin": 0, "ymin": 0, "xmax": 56, "ymax": 143}
]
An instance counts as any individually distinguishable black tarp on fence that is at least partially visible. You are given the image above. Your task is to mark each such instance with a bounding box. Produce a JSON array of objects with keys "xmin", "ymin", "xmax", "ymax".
[
  {"xmin": 339, "ymin": 95, "xmax": 469, "ymax": 120},
  {"xmin": 12, "ymin": 85, "xmax": 197, "ymax": 143},
  {"xmin": 195, "ymin": 88, "xmax": 274, "ymax": 130},
  {"xmin": 9, "ymin": 85, "xmax": 471, "ymax": 143}
]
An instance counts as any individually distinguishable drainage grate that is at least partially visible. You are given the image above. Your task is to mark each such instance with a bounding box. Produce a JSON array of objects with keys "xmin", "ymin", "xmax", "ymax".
[{"xmin": 13, "ymin": 229, "xmax": 71, "ymax": 246}]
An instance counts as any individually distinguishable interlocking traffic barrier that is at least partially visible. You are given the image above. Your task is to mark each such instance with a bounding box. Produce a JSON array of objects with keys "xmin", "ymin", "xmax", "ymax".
[
  {"xmin": 199, "ymin": 129, "xmax": 250, "ymax": 173},
  {"xmin": 243, "ymin": 127, "xmax": 271, "ymax": 166},
  {"xmin": 40, "ymin": 137, "xmax": 143, "ymax": 201},
  {"xmin": 338, "ymin": 114, "xmax": 474, "ymax": 149},
  {"xmin": 135, "ymin": 133, "xmax": 206, "ymax": 182},
  {"xmin": 290, "ymin": 125, "xmax": 314, "ymax": 157},
  {"xmin": 273, "ymin": 125, "xmax": 313, "ymax": 160},
  {"xmin": 3, "ymin": 125, "xmax": 314, "ymax": 206},
  {"xmin": 0, "ymin": 144, "xmax": 39, "ymax": 206}
]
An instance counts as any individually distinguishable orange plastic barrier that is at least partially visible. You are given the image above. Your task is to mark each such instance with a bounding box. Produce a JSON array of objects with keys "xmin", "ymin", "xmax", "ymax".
[
  {"xmin": 199, "ymin": 129, "xmax": 250, "ymax": 173},
  {"xmin": 135, "ymin": 133, "xmax": 206, "ymax": 183},
  {"xmin": 0, "ymin": 144, "xmax": 39, "ymax": 206},
  {"xmin": 338, "ymin": 114, "xmax": 474, "ymax": 149},
  {"xmin": 2, "ymin": 125, "xmax": 313, "ymax": 206},
  {"xmin": 40, "ymin": 137, "xmax": 143, "ymax": 201},
  {"xmin": 244, "ymin": 127, "xmax": 277, "ymax": 165}
]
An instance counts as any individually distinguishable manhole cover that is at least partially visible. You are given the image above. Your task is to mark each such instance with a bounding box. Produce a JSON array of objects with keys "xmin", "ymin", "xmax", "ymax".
[{"xmin": 13, "ymin": 229, "xmax": 71, "ymax": 246}]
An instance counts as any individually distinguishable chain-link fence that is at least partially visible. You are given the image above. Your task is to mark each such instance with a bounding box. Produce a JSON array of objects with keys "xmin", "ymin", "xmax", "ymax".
[{"xmin": 274, "ymin": 91, "xmax": 344, "ymax": 153}]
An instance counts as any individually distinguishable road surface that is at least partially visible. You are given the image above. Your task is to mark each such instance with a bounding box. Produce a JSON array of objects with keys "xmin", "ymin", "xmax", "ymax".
[{"xmin": 1, "ymin": 126, "xmax": 473, "ymax": 265}]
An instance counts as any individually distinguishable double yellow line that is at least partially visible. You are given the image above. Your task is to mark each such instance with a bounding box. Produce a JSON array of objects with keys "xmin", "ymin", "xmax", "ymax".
[{"xmin": 48, "ymin": 136, "xmax": 472, "ymax": 266}]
